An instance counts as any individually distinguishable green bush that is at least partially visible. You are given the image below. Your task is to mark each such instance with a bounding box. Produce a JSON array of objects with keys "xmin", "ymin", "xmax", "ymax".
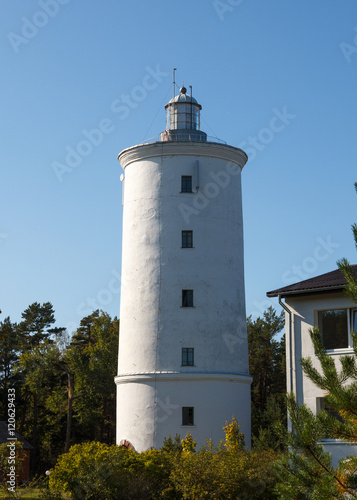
[
  {"xmin": 49, "ymin": 420, "xmax": 281, "ymax": 499},
  {"xmin": 49, "ymin": 442, "xmax": 177, "ymax": 500},
  {"xmin": 49, "ymin": 442, "xmax": 136, "ymax": 500},
  {"xmin": 171, "ymin": 443, "xmax": 278, "ymax": 499}
]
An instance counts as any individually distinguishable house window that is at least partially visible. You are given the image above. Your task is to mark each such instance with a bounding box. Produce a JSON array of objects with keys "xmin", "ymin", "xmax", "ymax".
[
  {"xmin": 317, "ymin": 397, "xmax": 343, "ymax": 423},
  {"xmin": 182, "ymin": 290, "xmax": 193, "ymax": 307},
  {"xmin": 182, "ymin": 230, "xmax": 193, "ymax": 248},
  {"xmin": 181, "ymin": 176, "xmax": 192, "ymax": 193},
  {"xmin": 318, "ymin": 309, "xmax": 349, "ymax": 350},
  {"xmin": 182, "ymin": 407, "xmax": 194, "ymax": 426},
  {"xmin": 352, "ymin": 309, "xmax": 357, "ymax": 333},
  {"xmin": 182, "ymin": 348, "xmax": 194, "ymax": 366}
]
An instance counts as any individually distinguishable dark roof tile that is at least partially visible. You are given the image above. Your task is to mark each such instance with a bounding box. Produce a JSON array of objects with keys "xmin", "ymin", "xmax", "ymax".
[{"xmin": 266, "ymin": 265, "xmax": 357, "ymax": 298}]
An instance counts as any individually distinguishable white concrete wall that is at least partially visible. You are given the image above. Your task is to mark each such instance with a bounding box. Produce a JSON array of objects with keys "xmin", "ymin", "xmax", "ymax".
[
  {"xmin": 116, "ymin": 141, "xmax": 251, "ymax": 451},
  {"xmin": 116, "ymin": 374, "xmax": 251, "ymax": 450},
  {"xmin": 285, "ymin": 292, "xmax": 357, "ymax": 461}
]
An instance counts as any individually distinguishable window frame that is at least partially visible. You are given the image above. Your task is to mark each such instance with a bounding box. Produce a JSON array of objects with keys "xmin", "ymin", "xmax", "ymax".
[
  {"xmin": 317, "ymin": 397, "xmax": 344, "ymax": 423},
  {"xmin": 182, "ymin": 230, "xmax": 193, "ymax": 248},
  {"xmin": 182, "ymin": 347, "xmax": 194, "ymax": 366},
  {"xmin": 316, "ymin": 307, "xmax": 357, "ymax": 352},
  {"xmin": 181, "ymin": 175, "xmax": 193, "ymax": 193},
  {"xmin": 182, "ymin": 407, "xmax": 194, "ymax": 426},
  {"xmin": 182, "ymin": 289, "xmax": 194, "ymax": 308}
]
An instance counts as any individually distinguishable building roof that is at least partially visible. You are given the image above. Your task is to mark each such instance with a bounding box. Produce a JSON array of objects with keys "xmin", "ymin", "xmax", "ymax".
[
  {"xmin": 0, "ymin": 421, "xmax": 33, "ymax": 449},
  {"xmin": 165, "ymin": 91, "xmax": 200, "ymax": 108},
  {"xmin": 266, "ymin": 265, "xmax": 357, "ymax": 298}
]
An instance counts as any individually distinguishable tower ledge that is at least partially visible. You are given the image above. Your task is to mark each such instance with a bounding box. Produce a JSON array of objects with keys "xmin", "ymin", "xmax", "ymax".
[
  {"xmin": 115, "ymin": 371, "xmax": 252, "ymax": 384},
  {"xmin": 118, "ymin": 141, "xmax": 248, "ymax": 170}
]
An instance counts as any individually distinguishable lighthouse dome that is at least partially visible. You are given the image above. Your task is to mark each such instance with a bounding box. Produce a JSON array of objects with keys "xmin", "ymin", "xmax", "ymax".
[
  {"xmin": 165, "ymin": 91, "xmax": 200, "ymax": 107},
  {"xmin": 160, "ymin": 86, "xmax": 206, "ymax": 142}
]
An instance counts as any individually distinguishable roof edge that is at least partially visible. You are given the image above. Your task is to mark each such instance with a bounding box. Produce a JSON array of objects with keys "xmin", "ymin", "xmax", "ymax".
[{"xmin": 267, "ymin": 285, "xmax": 345, "ymax": 298}]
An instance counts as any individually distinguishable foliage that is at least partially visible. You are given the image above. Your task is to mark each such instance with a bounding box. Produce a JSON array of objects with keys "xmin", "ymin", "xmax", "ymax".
[
  {"xmin": 181, "ymin": 433, "xmax": 197, "ymax": 454},
  {"xmin": 15, "ymin": 338, "xmax": 67, "ymax": 472},
  {"xmin": 171, "ymin": 419, "xmax": 278, "ymax": 499},
  {"xmin": 17, "ymin": 302, "xmax": 56, "ymax": 350},
  {"xmin": 1, "ymin": 301, "xmax": 119, "ymax": 476},
  {"xmin": 0, "ymin": 441, "xmax": 24, "ymax": 488},
  {"xmin": 275, "ymin": 182, "xmax": 357, "ymax": 498},
  {"xmin": 222, "ymin": 416, "xmax": 245, "ymax": 452},
  {"xmin": 247, "ymin": 306, "xmax": 286, "ymax": 450},
  {"xmin": 275, "ymin": 391, "xmax": 354, "ymax": 499},
  {"xmin": 65, "ymin": 311, "xmax": 119, "ymax": 444},
  {"xmin": 0, "ymin": 318, "xmax": 19, "ymax": 420},
  {"xmin": 337, "ymin": 183, "xmax": 357, "ymax": 305},
  {"xmin": 49, "ymin": 442, "xmax": 176, "ymax": 500},
  {"xmin": 160, "ymin": 434, "xmax": 182, "ymax": 454},
  {"xmin": 39, "ymin": 489, "xmax": 64, "ymax": 500},
  {"xmin": 48, "ymin": 419, "xmax": 280, "ymax": 500},
  {"xmin": 49, "ymin": 442, "xmax": 133, "ymax": 500}
]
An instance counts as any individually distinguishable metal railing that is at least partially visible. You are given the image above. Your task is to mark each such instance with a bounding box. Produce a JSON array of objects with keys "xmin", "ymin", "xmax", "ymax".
[{"xmin": 142, "ymin": 131, "xmax": 227, "ymax": 145}]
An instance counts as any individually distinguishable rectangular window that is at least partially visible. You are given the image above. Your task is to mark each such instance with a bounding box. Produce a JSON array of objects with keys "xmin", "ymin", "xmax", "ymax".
[
  {"xmin": 182, "ymin": 230, "xmax": 193, "ymax": 248},
  {"xmin": 318, "ymin": 309, "xmax": 348, "ymax": 350},
  {"xmin": 353, "ymin": 310, "xmax": 357, "ymax": 333},
  {"xmin": 317, "ymin": 398, "xmax": 343, "ymax": 423},
  {"xmin": 182, "ymin": 348, "xmax": 194, "ymax": 366},
  {"xmin": 181, "ymin": 176, "xmax": 192, "ymax": 193},
  {"xmin": 182, "ymin": 290, "xmax": 193, "ymax": 307},
  {"xmin": 182, "ymin": 407, "xmax": 194, "ymax": 426}
]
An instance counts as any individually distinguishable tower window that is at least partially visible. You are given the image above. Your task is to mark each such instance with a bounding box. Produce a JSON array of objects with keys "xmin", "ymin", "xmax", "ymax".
[
  {"xmin": 182, "ymin": 348, "xmax": 194, "ymax": 366},
  {"xmin": 182, "ymin": 290, "xmax": 193, "ymax": 307},
  {"xmin": 181, "ymin": 176, "xmax": 192, "ymax": 193},
  {"xmin": 182, "ymin": 230, "xmax": 193, "ymax": 248},
  {"xmin": 182, "ymin": 407, "xmax": 194, "ymax": 426}
]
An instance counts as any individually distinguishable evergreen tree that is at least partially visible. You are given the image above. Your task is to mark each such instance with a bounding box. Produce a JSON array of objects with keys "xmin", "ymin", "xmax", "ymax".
[
  {"xmin": 275, "ymin": 328, "xmax": 357, "ymax": 499},
  {"xmin": 247, "ymin": 307, "xmax": 286, "ymax": 449},
  {"xmin": 337, "ymin": 182, "xmax": 357, "ymax": 304},
  {"xmin": 17, "ymin": 301, "xmax": 56, "ymax": 348},
  {"xmin": 0, "ymin": 317, "xmax": 19, "ymax": 419},
  {"xmin": 0, "ymin": 317, "xmax": 19, "ymax": 390},
  {"xmin": 65, "ymin": 311, "xmax": 119, "ymax": 445},
  {"xmin": 0, "ymin": 302, "xmax": 119, "ymax": 475},
  {"xmin": 17, "ymin": 339, "xmax": 67, "ymax": 471},
  {"xmin": 275, "ymin": 183, "xmax": 357, "ymax": 498}
]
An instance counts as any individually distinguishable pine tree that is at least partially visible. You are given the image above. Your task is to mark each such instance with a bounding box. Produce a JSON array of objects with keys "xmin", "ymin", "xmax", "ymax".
[
  {"xmin": 17, "ymin": 301, "xmax": 56, "ymax": 348},
  {"xmin": 0, "ymin": 317, "xmax": 19, "ymax": 420},
  {"xmin": 275, "ymin": 183, "xmax": 357, "ymax": 499},
  {"xmin": 337, "ymin": 182, "xmax": 357, "ymax": 304},
  {"xmin": 247, "ymin": 307, "xmax": 286, "ymax": 450}
]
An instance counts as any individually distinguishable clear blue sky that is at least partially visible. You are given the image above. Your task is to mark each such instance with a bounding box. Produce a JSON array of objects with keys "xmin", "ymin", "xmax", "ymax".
[{"xmin": 1, "ymin": 0, "xmax": 357, "ymax": 333}]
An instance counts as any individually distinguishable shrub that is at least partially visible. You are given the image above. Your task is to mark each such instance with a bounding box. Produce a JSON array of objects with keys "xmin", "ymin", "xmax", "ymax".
[
  {"xmin": 49, "ymin": 441, "xmax": 178, "ymax": 499},
  {"xmin": 49, "ymin": 442, "xmax": 137, "ymax": 500}
]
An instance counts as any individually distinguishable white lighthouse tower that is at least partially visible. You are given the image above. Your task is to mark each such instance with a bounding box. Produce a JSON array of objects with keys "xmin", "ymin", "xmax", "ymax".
[{"xmin": 115, "ymin": 83, "xmax": 251, "ymax": 451}]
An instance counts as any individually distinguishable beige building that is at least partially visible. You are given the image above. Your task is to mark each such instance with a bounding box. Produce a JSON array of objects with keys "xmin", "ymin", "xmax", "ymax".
[{"xmin": 267, "ymin": 266, "xmax": 357, "ymax": 464}]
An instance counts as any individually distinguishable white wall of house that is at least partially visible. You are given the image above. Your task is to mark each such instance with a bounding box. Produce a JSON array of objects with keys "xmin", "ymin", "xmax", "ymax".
[{"xmin": 284, "ymin": 292, "xmax": 357, "ymax": 465}]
